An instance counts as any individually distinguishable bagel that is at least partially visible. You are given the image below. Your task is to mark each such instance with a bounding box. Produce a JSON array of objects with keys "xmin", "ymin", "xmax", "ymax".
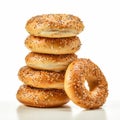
[
  {"xmin": 25, "ymin": 35, "xmax": 81, "ymax": 54},
  {"xmin": 16, "ymin": 85, "xmax": 69, "ymax": 107},
  {"xmin": 25, "ymin": 14, "xmax": 84, "ymax": 38},
  {"xmin": 25, "ymin": 52, "xmax": 77, "ymax": 71},
  {"xmin": 64, "ymin": 58, "xmax": 108, "ymax": 109},
  {"xmin": 18, "ymin": 66, "xmax": 65, "ymax": 89}
]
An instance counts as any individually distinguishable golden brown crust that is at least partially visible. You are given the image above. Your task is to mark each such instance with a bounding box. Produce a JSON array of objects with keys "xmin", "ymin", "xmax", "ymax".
[
  {"xmin": 18, "ymin": 66, "xmax": 65, "ymax": 89},
  {"xmin": 25, "ymin": 14, "xmax": 84, "ymax": 38},
  {"xmin": 25, "ymin": 52, "xmax": 77, "ymax": 71},
  {"xmin": 16, "ymin": 85, "xmax": 69, "ymax": 108},
  {"xmin": 64, "ymin": 58, "xmax": 108, "ymax": 109},
  {"xmin": 25, "ymin": 35, "xmax": 81, "ymax": 54}
]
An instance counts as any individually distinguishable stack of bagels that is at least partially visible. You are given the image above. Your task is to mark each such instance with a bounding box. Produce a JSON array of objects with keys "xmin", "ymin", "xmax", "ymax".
[
  {"xmin": 16, "ymin": 14, "xmax": 84, "ymax": 107},
  {"xmin": 16, "ymin": 14, "xmax": 108, "ymax": 109}
]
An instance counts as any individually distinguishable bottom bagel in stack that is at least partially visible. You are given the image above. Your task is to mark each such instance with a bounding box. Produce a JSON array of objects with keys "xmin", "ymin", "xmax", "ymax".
[{"xmin": 17, "ymin": 85, "xmax": 69, "ymax": 108}]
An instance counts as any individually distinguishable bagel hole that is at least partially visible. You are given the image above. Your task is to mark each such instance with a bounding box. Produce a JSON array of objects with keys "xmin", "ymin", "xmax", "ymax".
[{"xmin": 85, "ymin": 80, "xmax": 89, "ymax": 91}]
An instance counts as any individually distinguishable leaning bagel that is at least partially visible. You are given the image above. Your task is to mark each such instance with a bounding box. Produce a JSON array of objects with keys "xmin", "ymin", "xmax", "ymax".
[
  {"xmin": 25, "ymin": 35, "xmax": 81, "ymax": 54},
  {"xmin": 25, "ymin": 52, "xmax": 77, "ymax": 71},
  {"xmin": 18, "ymin": 66, "xmax": 65, "ymax": 89},
  {"xmin": 25, "ymin": 14, "xmax": 84, "ymax": 38},
  {"xmin": 16, "ymin": 85, "xmax": 69, "ymax": 108},
  {"xmin": 64, "ymin": 58, "xmax": 108, "ymax": 109}
]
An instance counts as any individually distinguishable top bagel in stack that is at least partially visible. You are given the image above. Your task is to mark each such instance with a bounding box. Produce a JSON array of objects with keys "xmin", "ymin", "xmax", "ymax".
[{"xmin": 25, "ymin": 14, "xmax": 84, "ymax": 38}]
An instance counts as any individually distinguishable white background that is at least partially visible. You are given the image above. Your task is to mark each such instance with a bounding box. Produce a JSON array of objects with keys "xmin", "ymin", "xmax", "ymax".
[{"xmin": 0, "ymin": 0, "xmax": 120, "ymax": 103}]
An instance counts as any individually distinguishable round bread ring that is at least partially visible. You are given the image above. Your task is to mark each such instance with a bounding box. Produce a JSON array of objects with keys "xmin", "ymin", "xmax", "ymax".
[
  {"xmin": 25, "ymin": 52, "xmax": 77, "ymax": 71},
  {"xmin": 25, "ymin": 14, "xmax": 84, "ymax": 38},
  {"xmin": 25, "ymin": 35, "xmax": 81, "ymax": 54},
  {"xmin": 18, "ymin": 66, "xmax": 65, "ymax": 89},
  {"xmin": 64, "ymin": 58, "xmax": 108, "ymax": 109},
  {"xmin": 16, "ymin": 85, "xmax": 69, "ymax": 108}
]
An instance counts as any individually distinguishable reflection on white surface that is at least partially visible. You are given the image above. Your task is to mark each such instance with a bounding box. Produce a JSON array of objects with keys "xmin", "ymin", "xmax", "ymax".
[
  {"xmin": 17, "ymin": 105, "xmax": 72, "ymax": 120},
  {"xmin": 0, "ymin": 101, "xmax": 120, "ymax": 120},
  {"xmin": 17, "ymin": 104, "xmax": 106, "ymax": 120},
  {"xmin": 73, "ymin": 109, "xmax": 106, "ymax": 120}
]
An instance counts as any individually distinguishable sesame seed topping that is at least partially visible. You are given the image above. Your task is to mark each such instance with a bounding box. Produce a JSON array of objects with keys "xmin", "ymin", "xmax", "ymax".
[
  {"xmin": 65, "ymin": 58, "xmax": 108, "ymax": 109},
  {"xmin": 16, "ymin": 85, "xmax": 69, "ymax": 107},
  {"xmin": 18, "ymin": 66, "xmax": 65, "ymax": 89}
]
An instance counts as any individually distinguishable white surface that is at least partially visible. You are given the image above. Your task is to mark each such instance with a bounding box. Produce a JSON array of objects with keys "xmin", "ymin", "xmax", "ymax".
[{"xmin": 0, "ymin": 101, "xmax": 120, "ymax": 120}]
